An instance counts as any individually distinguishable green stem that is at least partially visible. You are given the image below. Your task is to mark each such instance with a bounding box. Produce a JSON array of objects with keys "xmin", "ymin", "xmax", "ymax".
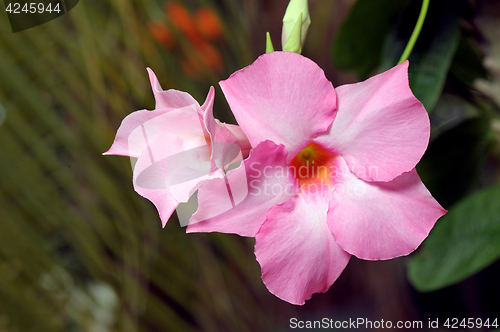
[{"xmin": 398, "ymin": 0, "xmax": 430, "ymax": 64}]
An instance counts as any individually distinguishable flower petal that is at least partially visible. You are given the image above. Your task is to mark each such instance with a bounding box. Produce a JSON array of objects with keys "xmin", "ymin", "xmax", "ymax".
[
  {"xmin": 132, "ymin": 134, "xmax": 185, "ymax": 227},
  {"xmin": 327, "ymin": 157, "xmax": 446, "ymax": 260},
  {"xmin": 186, "ymin": 165, "xmax": 245, "ymax": 227},
  {"xmin": 104, "ymin": 105, "xmax": 205, "ymax": 158},
  {"xmin": 315, "ymin": 61, "xmax": 430, "ymax": 181},
  {"xmin": 200, "ymin": 85, "xmax": 215, "ymax": 114},
  {"xmin": 226, "ymin": 124, "xmax": 252, "ymax": 158},
  {"xmin": 255, "ymin": 194, "xmax": 351, "ymax": 305},
  {"xmin": 201, "ymin": 86, "xmax": 251, "ymax": 170},
  {"xmin": 104, "ymin": 71, "xmax": 211, "ymax": 159},
  {"xmin": 219, "ymin": 52, "xmax": 337, "ymax": 156},
  {"xmin": 132, "ymin": 129, "xmax": 217, "ymax": 226},
  {"xmin": 147, "ymin": 67, "xmax": 200, "ymax": 110},
  {"xmin": 187, "ymin": 140, "xmax": 295, "ymax": 236},
  {"xmin": 103, "ymin": 109, "xmax": 166, "ymax": 157}
]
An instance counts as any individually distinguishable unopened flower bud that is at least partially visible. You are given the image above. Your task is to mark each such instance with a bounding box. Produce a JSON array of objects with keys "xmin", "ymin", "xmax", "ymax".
[{"xmin": 282, "ymin": 0, "xmax": 310, "ymax": 53}]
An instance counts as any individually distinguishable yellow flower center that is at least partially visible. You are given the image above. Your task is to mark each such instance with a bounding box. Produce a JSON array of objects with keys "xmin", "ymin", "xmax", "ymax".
[{"xmin": 289, "ymin": 141, "xmax": 337, "ymax": 191}]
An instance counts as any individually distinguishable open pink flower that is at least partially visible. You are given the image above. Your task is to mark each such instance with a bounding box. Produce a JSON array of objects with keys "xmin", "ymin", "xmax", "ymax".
[
  {"xmin": 104, "ymin": 68, "xmax": 251, "ymax": 227},
  {"xmin": 187, "ymin": 52, "xmax": 446, "ymax": 305}
]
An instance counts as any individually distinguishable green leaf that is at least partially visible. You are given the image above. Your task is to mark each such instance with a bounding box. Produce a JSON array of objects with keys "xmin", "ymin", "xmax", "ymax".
[
  {"xmin": 408, "ymin": 186, "xmax": 500, "ymax": 292},
  {"xmin": 332, "ymin": 0, "xmax": 409, "ymax": 79},
  {"xmin": 417, "ymin": 118, "xmax": 493, "ymax": 208},
  {"xmin": 449, "ymin": 35, "xmax": 488, "ymax": 87},
  {"xmin": 428, "ymin": 94, "xmax": 479, "ymax": 140},
  {"xmin": 381, "ymin": 0, "xmax": 462, "ymax": 112}
]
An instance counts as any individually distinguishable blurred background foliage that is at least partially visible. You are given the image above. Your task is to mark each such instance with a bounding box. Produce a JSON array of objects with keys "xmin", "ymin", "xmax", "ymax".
[{"xmin": 0, "ymin": 0, "xmax": 499, "ymax": 331}]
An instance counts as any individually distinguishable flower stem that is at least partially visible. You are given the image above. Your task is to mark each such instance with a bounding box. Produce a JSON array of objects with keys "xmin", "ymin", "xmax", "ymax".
[{"xmin": 397, "ymin": 0, "xmax": 430, "ymax": 64}]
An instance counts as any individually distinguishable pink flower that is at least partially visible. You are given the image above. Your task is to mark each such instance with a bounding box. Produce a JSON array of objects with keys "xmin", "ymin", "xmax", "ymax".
[
  {"xmin": 104, "ymin": 68, "xmax": 251, "ymax": 227},
  {"xmin": 187, "ymin": 52, "xmax": 447, "ymax": 305}
]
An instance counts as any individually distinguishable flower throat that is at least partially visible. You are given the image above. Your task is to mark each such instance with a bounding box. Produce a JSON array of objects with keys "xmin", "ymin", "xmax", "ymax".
[{"xmin": 289, "ymin": 141, "xmax": 336, "ymax": 189}]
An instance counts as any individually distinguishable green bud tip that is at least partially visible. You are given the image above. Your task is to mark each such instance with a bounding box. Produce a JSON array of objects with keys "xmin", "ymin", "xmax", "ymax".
[
  {"xmin": 266, "ymin": 32, "xmax": 275, "ymax": 53},
  {"xmin": 282, "ymin": 0, "xmax": 310, "ymax": 50}
]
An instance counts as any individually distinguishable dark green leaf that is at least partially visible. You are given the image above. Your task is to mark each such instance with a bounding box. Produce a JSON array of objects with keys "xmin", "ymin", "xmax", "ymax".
[
  {"xmin": 408, "ymin": 186, "xmax": 500, "ymax": 292},
  {"xmin": 417, "ymin": 117, "xmax": 493, "ymax": 209},
  {"xmin": 332, "ymin": 0, "xmax": 410, "ymax": 79},
  {"xmin": 428, "ymin": 94, "xmax": 479, "ymax": 140},
  {"xmin": 381, "ymin": 0, "xmax": 463, "ymax": 111},
  {"xmin": 449, "ymin": 35, "xmax": 488, "ymax": 87}
]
